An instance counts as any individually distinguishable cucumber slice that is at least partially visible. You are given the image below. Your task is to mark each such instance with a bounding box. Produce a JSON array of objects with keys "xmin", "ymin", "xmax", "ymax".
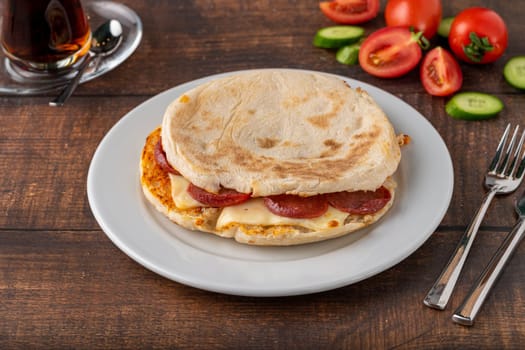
[
  {"xmin": 503, "ymin": 56, "xmax": 525, "ymax": 90},
  {"xmin": 336, "ymin": 42, "xmax": 361, "ymax": 65},
  {"xmin": 313, "ymin": 26, "xmax": 365, "ymax": 49},
  {"xmin": 446, "ymin": 92, "xmax": 504, "ymax": 120},
  {"xmin": 438, "ymin": 17, "xmax": 455, "ymax": 38}
]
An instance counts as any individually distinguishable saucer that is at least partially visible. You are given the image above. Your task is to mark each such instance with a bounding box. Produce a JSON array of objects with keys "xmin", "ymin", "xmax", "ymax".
[{"xmin": 0, "ymin": 1, "xmax": 143, "ymax": 95}]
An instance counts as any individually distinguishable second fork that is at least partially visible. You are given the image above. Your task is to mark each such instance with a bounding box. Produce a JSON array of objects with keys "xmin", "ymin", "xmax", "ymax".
[{"xmin": 424, "ymin": 124, "xmax": 525, "ymax": 310}]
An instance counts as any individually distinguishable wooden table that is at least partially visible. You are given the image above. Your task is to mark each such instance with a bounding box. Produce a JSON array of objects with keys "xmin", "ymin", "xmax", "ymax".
[{"xmin": 2, "ymin": 0, "xmax": 525, "ymax": 348}]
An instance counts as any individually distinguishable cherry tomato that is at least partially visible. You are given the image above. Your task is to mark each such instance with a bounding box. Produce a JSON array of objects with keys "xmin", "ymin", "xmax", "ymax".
[
  {"xmin": 187, "ymin": 184, "xmax": 250, "ymax": 207},
  {"xmin": 319, "ymin": 0, "xmax": 380, "ymax": 25},
  {"xmin": 420, "ymin": 47, "xmax": 463, "ymax": 96},
  {"xmin": 385, "ymin": 0, "xmax": 442, "ymax": 39},
  {"xmin": 358, "ymin": 26, "xmax": 423, "ymax": 78},
  {"xmin": 449, "ymin": 7, "xmax": 508, "ymax": 64}
]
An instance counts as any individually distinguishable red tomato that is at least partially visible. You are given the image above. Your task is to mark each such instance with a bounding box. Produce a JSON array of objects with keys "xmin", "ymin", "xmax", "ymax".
[
  {"xmin": 358, "ymin": 26, "xmax": 423, "ymax": 78},
  {"xmin": 449, "ymin": 7, "xmax": 508, "ymax": 64},
  {"xmin": 187, "ymin": 184, "xmax": 250, "ymax": 207},
  {"xmin": 319, "ymin": 0, "xmax": 380, "ymax": 24},
  {"xmin": 420, "ymin": 47, "xmax": 463, "ymax": 96},
  {"xmin": 385, "ymin": 0, "xmax": 442, "ymax": 39}
]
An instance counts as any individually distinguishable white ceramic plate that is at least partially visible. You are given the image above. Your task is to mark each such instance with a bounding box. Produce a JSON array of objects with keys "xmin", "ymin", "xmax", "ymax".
[{"xmin": 87, "ymin": 69, "xmax": 454, "ymax": 297}]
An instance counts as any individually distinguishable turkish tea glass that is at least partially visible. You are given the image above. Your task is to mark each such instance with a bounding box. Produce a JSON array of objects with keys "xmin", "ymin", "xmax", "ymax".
[{"xmin": 1, "ymin": 0, "xmax": 91, "ymax": 72}]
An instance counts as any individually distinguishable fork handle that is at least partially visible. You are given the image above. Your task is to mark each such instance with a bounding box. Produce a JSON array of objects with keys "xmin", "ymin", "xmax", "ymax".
[
  {"xmin": 423, "ymin": 186, "xmax": 500, "ymax": 310},
  {"xmin": 452, "ymin": 218, "xmax": 525, "ymax": 326}
]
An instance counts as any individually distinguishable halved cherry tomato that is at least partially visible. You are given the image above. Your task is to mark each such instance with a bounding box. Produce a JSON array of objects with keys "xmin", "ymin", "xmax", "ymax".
[
  {"xmin": 187, "ymin": 184, "xmax": 250, "ymax": 207},
  {"xmin": 449, "ymin": 7, "xmax": 508, "ymax": 64},
  {"xmin": 358, "ymin": 26, "xmax": 423, "ymax": 78},
  {"xmin": 320, "ymin": 0, "xmax": 380, "ymax": 25},
  {"xmin": 420, "ymin": 47, "xmax": 463, "ymax": 96},
  {"xmin": 385, "ymin": 0, "xmax": 442, "ymax": 39}
]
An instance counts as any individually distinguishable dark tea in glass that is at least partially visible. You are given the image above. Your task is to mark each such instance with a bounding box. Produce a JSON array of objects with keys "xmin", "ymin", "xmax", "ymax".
[{"xmin": 1, "ymin": 0, "xmax": 91, "ymax": 71}]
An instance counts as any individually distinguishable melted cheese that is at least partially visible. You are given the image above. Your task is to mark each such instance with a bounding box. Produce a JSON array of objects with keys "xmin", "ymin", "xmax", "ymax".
[
  {"xmin": 169, "ymin": 174, "xmax": 204, "ymax": 209},
  {"xmin": 217, "ymin": 198, "xmax": 348, "ymax": 231},
  {"xmin": 169, "ymin": 174, "xmax": 349, "ymax": 230}
]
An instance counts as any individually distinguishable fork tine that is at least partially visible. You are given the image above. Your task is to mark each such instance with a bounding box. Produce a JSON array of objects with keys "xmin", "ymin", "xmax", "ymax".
[
  {"xmin": 507, "ymin": 129, "xmax": 525, "ymax": 177},
  {"xmin": 498, "ymin": 125, "xmax": 520, "ymax": 175},
  {"xmin": 512, "ymin": 135, "xmax": 525, "ymax": 179},
  {"xmin": 489, "ymin": 123, "xmax": 512, "ymax": 172},
  {"xmin": 515, "ymin": 153, "xmax": 525, "ymax": 179}
]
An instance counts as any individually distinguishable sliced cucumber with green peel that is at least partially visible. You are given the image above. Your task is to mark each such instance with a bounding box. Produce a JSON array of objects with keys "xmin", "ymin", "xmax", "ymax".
[
  {"xmin": 336, "ymin": 41, "xmax": 361, "ymax": 65},
  {"xmin": 446, "ymin": 92, "xmax": 504, "ymax": 120},
  {"xmin": 313, "ymin": 26, "xmax": 365, "ymax": 49},
  {"xmin": 438, "ymin": 17, "xmax": 455, "ymax": 38},
  {"xmin": 503, "ymin": 56, "xmax": 525, "ymax": 90}
]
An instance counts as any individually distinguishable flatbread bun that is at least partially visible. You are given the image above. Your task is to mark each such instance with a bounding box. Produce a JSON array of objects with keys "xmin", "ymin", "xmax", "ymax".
[
  {"xmin": 140, "ymin": 128, "xmax": 397, "ymax": 246},
  {"xmin": 161, "ymin": 69, "xmax": 400, "ymax": 197}
]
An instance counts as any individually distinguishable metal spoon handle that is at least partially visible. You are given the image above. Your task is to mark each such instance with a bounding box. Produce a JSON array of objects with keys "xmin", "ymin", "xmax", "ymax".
[
  {"xmin": 423, "ymin": 187, "xmax": 498, "ymax": 310},
  {"xmin": 49, "ymin": 54, "xmax": 95, "ymax": 107},
  {"xmin": 452, "ymin": 218, "xmax": 525, "ymax": 326}
]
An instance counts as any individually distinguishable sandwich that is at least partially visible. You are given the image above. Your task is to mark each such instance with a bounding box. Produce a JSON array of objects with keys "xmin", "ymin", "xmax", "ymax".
[{"xmin": 140, "ymin": 70, "xmax": 403, "ymax": 245}]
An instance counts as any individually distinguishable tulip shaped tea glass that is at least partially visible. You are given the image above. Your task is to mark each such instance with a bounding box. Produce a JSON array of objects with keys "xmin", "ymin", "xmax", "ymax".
[{"xmin": 1, "ymin": 0, "xmax": 92, "ymax": 73}]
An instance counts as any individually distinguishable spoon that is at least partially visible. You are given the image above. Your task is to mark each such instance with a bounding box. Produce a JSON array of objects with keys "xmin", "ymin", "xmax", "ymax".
[{"xmin": 49, "ymin": 19, "xmax": 123, "ymax": 107}]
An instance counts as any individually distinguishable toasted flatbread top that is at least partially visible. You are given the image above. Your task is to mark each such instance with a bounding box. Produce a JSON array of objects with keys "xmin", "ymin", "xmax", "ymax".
[{"xmin": 162, "ymin": 69, "xmax": 400, "ymax": 197}]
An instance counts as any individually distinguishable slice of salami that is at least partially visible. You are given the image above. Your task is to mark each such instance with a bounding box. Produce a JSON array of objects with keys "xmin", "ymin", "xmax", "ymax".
[
  {"xmin": 154, "ymin": 139, "xmax": 180, "ymax": 175},
  {"xmin": 264, "ymin": 194, "xmax": 329, "ymax": 219},
  {"xmin": 326, "ymin": 186, "xmax": 391, "ymax": 215},
  {"xmin": 187, "ymin": 183, "xmax": 251, "ymax": 207}
]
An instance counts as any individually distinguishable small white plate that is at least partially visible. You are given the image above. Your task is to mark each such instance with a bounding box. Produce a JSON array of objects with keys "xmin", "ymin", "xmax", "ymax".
[{"xmin": 87, "ymin": 69, "xmax": 454, "ymax": 297}]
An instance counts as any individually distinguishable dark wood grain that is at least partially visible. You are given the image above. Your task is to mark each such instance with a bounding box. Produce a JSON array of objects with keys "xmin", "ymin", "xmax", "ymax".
[
  {"xmin": 2, "ymin": 229, "xmax": 524, "ymax": 349},
  {"xmin": 2, "ymin": 0, "xmax": 525, "ymax": 348}
]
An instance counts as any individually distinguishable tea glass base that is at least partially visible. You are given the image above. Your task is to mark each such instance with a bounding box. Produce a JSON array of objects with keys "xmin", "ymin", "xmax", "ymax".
[
  {"xmin": 0, "ymin": 1, "xmax": 142, "ymax": 95},
  {"xmin": 5, "ymin": 55, "xmax": 86, "ymax": 83}
]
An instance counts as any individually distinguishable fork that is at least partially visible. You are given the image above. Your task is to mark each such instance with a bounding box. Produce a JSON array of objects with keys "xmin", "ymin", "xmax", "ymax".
[
  {"xmin": 424, "ymin": 124, "xmax": 525, "ymax": 310},
  {"xmin": 452, "ymin": 189, "xmax": 525, "ymax": 325}
]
